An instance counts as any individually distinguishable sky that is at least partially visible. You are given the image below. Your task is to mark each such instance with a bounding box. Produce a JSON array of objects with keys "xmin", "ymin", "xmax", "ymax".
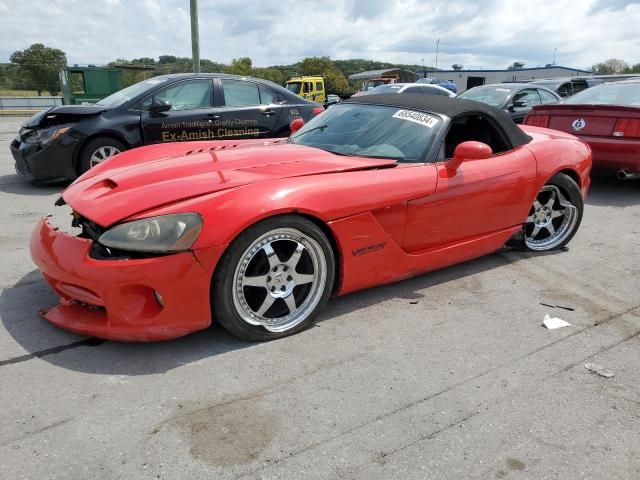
[{"xmin": 0, "ymin": 0, "xmax": 639, "ymax": 70}]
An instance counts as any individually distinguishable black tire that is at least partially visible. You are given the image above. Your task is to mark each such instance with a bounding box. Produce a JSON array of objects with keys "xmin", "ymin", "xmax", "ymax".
[
  {"xmin": 212, "ymin": 215, "xmax": 335, "ymax": 341},
  {"xmin": 78, "ymin": 137, "xmax": 126, "ymax": 174},
  {"xmin": 515, "ymin": 172, "xmax": 584, "ymax": 251}
]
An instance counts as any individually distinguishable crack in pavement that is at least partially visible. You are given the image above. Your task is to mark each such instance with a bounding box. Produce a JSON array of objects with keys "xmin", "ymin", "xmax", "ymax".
[
  {"xmin": 337, "ymin": 410, "xmax": 481, "ymax": 478},
  {"xmin": 552, "ymin": 327, "xmax": 640, "ymax": 378},
  {"xmin": 0, "ymin": 417, "xmax": 75, "ymax": 448},
  {"xmin": 233, "ymin": 303, "xmax": 640, "ymax": 480},
  {"xmin": 345, "ymin": 323, "xmax": 640, "ymax": 479},
  {"xmin": 0, "ymin": 337, "xmax": 105, "ymax": 367}
]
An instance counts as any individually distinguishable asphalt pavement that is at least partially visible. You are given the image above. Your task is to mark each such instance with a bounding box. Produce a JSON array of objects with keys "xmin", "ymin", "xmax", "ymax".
[{"xmin": 0, "ymin": 115, "xmax": 639, "ymax": 479}]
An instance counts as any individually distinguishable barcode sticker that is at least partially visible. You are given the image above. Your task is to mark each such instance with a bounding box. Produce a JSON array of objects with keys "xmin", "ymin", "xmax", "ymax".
[{"xmin": 392, "ymin": 110, "xmax": 438, "ymax": 128}]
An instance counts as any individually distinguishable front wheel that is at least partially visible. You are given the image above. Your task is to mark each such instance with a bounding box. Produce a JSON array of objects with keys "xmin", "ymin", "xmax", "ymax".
[
  {"xmin": 521, "ymin": 173, "xmax": 584, "ymax": 251},
  {"xmin": 78, "ymin": 138, "xmax": 126, "ymax": 174},
  {"xmin": 213, "ymin": 216, "xmax": 335, "ymax": 341}
]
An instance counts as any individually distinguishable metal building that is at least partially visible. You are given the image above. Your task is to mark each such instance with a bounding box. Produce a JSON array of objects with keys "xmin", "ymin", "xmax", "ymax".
[{"xmin": 426, "ymin": 65, "xmax": 593, "ymax": 93}]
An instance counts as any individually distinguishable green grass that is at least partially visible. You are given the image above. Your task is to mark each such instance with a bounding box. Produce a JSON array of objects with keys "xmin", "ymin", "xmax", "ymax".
[{"xmin": 0, "ymin": 89, "xmax": 42, "ymax": 96}]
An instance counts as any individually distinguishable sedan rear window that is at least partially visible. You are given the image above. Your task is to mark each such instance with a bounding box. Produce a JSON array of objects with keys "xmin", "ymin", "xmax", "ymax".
[
  {"xmin": 458, "ymin": 86, "xmax": 512, "ymax": 107},
  {"xmin": 364, "ymin": 84, "xmax": 403, "ymax": 95},
  {"xmin": 563, "ymin": 83, "xmax": 640, "ymax": 106}
]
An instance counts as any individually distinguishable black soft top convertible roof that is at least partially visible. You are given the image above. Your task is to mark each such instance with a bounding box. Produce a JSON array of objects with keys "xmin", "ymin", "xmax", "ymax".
[{"xmin": 345, "ymin": 93, "xmax": 532, "ymax": 148}]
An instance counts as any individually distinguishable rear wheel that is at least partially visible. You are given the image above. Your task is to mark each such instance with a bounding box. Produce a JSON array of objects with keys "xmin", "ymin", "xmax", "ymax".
[
  {"xmin": 521, "ymin": 173, "xmax": 583, "ymax": 251},
  {"xmin": 213, "ymin": 216, "xmax": 335, "ymax": 341},
  {"xmin": 79, "ymin": 138, "xmax": 126, "ymax": 174}
]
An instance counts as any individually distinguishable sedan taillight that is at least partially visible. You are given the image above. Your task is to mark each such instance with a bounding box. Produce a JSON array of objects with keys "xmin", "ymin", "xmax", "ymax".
[
  {"xmin": 612, "ymin": 118, "xmax": 640, "ymax": 138},
  {"xmin": 524, "ymin": 115, "xmax": 549, "ymax": 128},
  {"xmin": 312, "ymin": 107, "xmax": 324, "ymax": 116}
]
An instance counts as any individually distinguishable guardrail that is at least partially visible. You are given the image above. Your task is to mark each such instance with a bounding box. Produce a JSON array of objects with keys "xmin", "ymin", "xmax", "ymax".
[{"xmin": 0, "ymin": 96, "xmax": 62, "ymax": 111}]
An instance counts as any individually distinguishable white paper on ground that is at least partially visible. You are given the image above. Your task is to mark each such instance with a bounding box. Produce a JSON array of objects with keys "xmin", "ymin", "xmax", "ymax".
[
  {"xmin": 542, "ymin": 313, "xmax": 571, "ymax": 329},
  {"xmin": 585, "ymin": 363, "xmax": 614, "ymax": 378}
]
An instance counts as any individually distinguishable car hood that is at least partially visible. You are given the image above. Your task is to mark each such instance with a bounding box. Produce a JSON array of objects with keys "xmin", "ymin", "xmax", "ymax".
[
  {"xmin": 62, "ymin": 142, "xmax": 396, "ymax": 227},
  {"xmin": 23, "ymin": 104, "xmax": 109, "ymax": 128}
]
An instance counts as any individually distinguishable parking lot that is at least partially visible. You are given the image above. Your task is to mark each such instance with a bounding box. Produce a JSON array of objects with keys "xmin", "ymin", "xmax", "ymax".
[{"xmin": 0, "ymin": 114, "xmax": 639, "ymax": 478}]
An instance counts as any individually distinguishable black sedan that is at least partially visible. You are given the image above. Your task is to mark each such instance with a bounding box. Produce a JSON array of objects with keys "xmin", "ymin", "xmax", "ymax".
[
  {"xmin": 10, "ymin": 73, "xmax": 324, "ymax": 184},
  {"xmin": 530, "ymin": 77, "xmax": 603, "ymax": 98},
  {"xmin": 457, "ymin": 83, "xmax": 561, "ymax": 123}
]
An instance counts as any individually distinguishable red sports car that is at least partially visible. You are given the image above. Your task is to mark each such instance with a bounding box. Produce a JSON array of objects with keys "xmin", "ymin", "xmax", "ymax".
[
  {"xmin": 524, "ymin": 79, "xmax": 640, "ymax": 178},
  {"xmin": 30, "ymin": 95, "xmax": 591, "ymax": 342}
]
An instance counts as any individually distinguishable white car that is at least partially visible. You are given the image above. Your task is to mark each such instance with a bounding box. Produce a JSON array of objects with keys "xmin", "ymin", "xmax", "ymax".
[{"xmin": 362, "ymin": 82, "xmax": 456, "ymax": 97}]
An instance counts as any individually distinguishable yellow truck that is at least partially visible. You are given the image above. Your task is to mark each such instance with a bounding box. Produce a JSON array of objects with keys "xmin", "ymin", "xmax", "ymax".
[{"xmin": 285, "ymin": 76, "xmax": 326, "ymax": 104}]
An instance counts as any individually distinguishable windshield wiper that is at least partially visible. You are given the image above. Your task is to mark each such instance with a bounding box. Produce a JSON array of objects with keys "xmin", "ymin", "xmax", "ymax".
[
  {"xmin": 326, "ymin": 150, "xmax": 358, "ymax": 157},
  {"xmin": 292, "ymin": 123, "xmax": 329, "ymax": 139}
]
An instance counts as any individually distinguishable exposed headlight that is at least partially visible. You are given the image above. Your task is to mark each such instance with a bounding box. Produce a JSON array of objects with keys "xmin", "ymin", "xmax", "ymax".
[
  {"xmin": 23, "ymin": 126, "xmax": 70, "ymax": 145},
  {"xmin": 98, "ymin": 213, "xmax": 203, "ymax": 253}
]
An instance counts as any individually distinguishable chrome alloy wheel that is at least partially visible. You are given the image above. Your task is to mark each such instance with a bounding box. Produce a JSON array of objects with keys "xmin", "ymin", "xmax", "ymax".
[
  {"xmin": 89, "ymin": 145, "xmax": 121, "ymax": 168},
  {"xmin": 524, "ymin": 185, "xmax": 578, "ymax": 251},
  {"xmin": 232, "ymin": 228, "xmax": 328, "ymax": 332}
]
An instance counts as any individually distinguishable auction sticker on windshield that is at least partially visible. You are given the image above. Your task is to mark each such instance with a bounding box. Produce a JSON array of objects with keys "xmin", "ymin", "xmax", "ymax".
[{"xmin": 392, "ymin": 110, "xmax": 438, "ymax": 128}]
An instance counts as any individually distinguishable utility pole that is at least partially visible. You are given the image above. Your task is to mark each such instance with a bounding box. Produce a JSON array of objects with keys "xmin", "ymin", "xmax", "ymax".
[
  {"xmin": 435, "ymin": 39, "xmax": 440, "ymax": 71},
  {"xmin": 553, "ymin": 47, "xmax": 557, "ymax": 65},
  {"xmin": 190, "ymin": 0, "xmax": 200, "ymax": 73}
]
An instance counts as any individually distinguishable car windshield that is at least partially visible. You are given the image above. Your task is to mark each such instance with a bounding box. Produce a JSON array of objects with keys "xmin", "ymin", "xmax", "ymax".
[
  {"xmin": 289, "ymin": 103, "xmax": 442, "ymax": 162},
  {"xmin": 458, "ymin": 86, "xmax": 513, "ymax": 107},
  {"xmin": 563, "ymin": 82, "xmax": 640, "ymax": 106},
  {"xmin": 97, "ymin": 78, "xmax": 169, "ymax": 107},
  {"xmin": 364, "ymin": 84, "xmax": 403, "ymax": 95},
  {"xmin": 363, "ymin": 80, "xmax": 390, "ymax": 91},
  {"xmin": 286, "ymin": 82, "xmax": 302, "ymax": 94}
]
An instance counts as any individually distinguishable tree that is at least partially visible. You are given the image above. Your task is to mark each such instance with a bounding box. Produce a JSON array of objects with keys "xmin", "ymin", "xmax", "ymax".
[
  {"xmin": 623, "ymin": 63, "xmax": 640, "ymax": 74},
  {"xmin": 132, "ymin": 57, "xmax": 156, "ymax": 65},
  {"xmin": 299, "ymin": 56, "xmax": 350, "ymax": 95},
  {"xmin": 200, "ymin": 59, "xmax": 226, "ymax": 73},
  {"xmin": 591, "ymin": 58, "xmax": 629, "ymax": 74},
  {"xmin": 225, "ymin": 57, "xmax": 253, "ymax": 76},
  {"xmin": 252, "ymin": 67, "xmax": 284, "ymax": 85},
  {"xmin": 10, "ymin": 43, "xmax": 67, "ymax": 95},
  {"xmin": 158, "ymin": 55, "xmax": 177, "ymax": 64}
]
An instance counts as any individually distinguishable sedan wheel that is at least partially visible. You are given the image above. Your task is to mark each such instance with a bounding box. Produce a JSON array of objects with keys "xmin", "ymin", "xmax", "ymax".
[
  {"xmin": 214, "ymin": 216, "xmax": 335, "ymax": 341},
  {"xmin": 523, "ymin": 173, "xmax": 583, "ymax": 251},
  {"xmin": 89, "ymin": 145, "xmax": 121, "ymax": 168},
  {"xmin": 79, "ymin": 138, "xmax": 126, "ymax": 174}
]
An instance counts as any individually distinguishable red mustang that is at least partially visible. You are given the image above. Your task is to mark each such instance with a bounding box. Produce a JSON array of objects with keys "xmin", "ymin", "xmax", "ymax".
[
  {"xmin": 30, "ymin": 95, "xmax": 591, "ymax": 342},
  {"xmin": 525, "ymin": 79, "xmax": 640, "ymax": 179}
]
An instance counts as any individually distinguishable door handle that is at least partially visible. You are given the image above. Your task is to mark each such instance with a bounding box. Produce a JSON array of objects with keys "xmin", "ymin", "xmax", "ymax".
[
  {"xmin": 261, "ymin": 110, "xmax": 276, "ymax": 116},
  {"xmin": 207, "ymin": 114, "xmax": 220, "ymax": 119}
]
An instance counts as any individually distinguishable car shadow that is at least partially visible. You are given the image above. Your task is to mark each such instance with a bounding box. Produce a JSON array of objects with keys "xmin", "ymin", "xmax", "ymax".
[
  {"xmin": 0, "ymin": 174, "xmax": 66, "ymax": 196},
  {"xmin": 586, "ymin": 175, "xmax": 640, "ymax": 207},
  {"xmin": 0, "ymin": 270, "xmax": 254, "ymax": 375},
  {"xmin": 0, "ymin": 250, "xmax": 546, "ymax": 376}
]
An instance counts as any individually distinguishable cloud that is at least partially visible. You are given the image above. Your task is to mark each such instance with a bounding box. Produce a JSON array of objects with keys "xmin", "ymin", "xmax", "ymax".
[
  {"xmin": 0, "ymin": 0, "xmax": 638, "ymax": 71},
  {"xmin": 588, "ymin": 0, "xmax": 640, "ymax": 13},
  {"xmin": 346, "ymin": 0, "xmax": 389, "ymax": 21}
]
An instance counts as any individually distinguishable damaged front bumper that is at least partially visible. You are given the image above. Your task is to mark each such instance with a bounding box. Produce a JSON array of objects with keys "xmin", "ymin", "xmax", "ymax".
[
  {"xmin": 30, "ymin": 217, "xmax": 224, "ymax": 341},
  {"xmin": 10, "ymin": 132, "xmax": 81, "ymax": 184}
]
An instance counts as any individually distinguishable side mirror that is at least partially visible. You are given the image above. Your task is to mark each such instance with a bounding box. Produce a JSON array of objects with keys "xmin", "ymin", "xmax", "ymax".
[
  {"xmin": 290, "ymin": 118, "xmax": 304, "ymax": 134},
  {"xmin": 512, "ymin": 100, "xmax": 528, "ymax": 109},
  {"xmin": 445, "ymin": 141, "xmax": 493, "ymax": 170},
  {"xmin": 148, "ymin": 98, "xmax": 172, "ymax": 114}
]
